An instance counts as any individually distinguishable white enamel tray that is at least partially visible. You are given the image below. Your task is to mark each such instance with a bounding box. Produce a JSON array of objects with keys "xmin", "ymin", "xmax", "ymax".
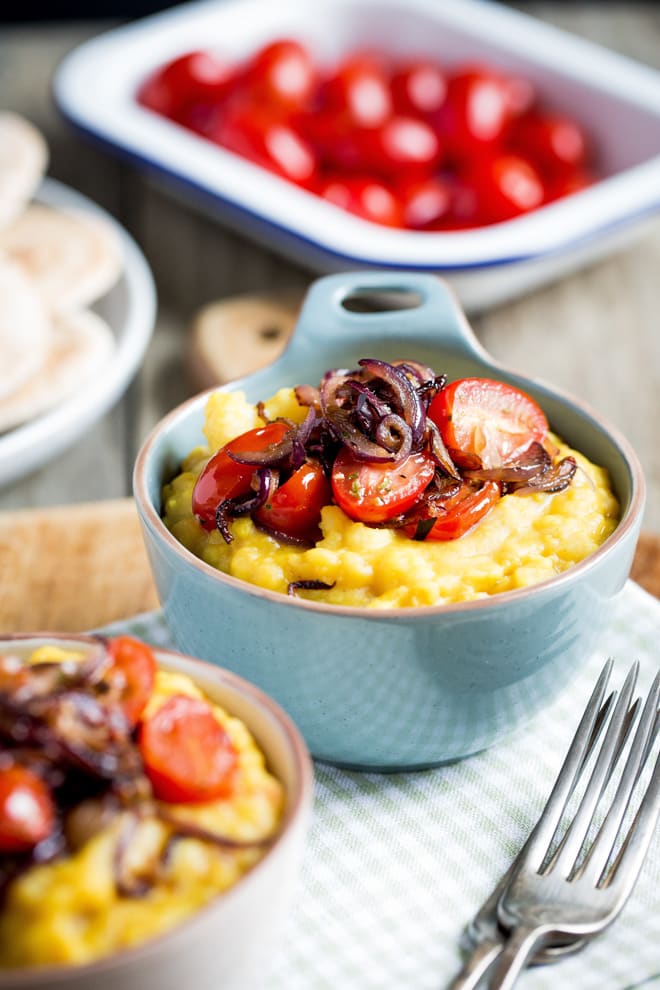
[{"xmin": 54, "ymin": 0, "xmax": 660, "ymax": 310}]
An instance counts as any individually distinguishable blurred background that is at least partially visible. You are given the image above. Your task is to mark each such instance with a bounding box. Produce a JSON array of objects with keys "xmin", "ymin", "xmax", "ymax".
[{"xmin": 0, "ymin": 0, "xmax": 659, "ymax": 543}]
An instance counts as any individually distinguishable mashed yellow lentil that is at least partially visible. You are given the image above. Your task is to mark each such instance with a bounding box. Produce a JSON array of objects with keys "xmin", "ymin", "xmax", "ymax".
[
  {"xmin": 0, "ymin": 654, "xmax": 283, "ymax": 969},
  {"xmin": 162, "ymin": 388, "xmax": 619, "ymax": 608}
]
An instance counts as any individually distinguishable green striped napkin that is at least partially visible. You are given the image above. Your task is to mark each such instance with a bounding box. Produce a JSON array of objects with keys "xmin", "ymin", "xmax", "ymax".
[{"xmin": 99, "ymin": 580, "xmax": 660, "ymax": 989}]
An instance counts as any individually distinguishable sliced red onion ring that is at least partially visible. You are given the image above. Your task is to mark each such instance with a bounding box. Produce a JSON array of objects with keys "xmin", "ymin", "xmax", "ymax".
[
  {"xmin": 463, "ymin": 442, "xmax": 552, "ymax": 483},
  {"xmin": 510, "ymin": 456, "xmax": 577, "ymax": 495},
  {"xmin": 215, "ymin": 469, "xmax": 279, "ymax": 542},
  {"xmin": 375, "ymin": 414, "xmax": 413, "ymax": 460},
  {"xmin": 425, "ymin": 420, "xmax": 461, "ymax": 479},
  {"xmin": 358, "ymin": 358, "xmax": 426, "ymax": 448},
  {"xmin": 287, "ymin": 580, "xmax": 336, "ymax": 597}
]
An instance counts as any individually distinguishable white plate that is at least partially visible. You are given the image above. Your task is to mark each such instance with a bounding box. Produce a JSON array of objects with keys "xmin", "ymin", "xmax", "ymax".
[
  {"xmin": 0, "ymin": 177, "xmax": 156, "ymax": 488},
  {"xmin": 53, "ymin": 0, "xmax": 660, "ymax": 310}
]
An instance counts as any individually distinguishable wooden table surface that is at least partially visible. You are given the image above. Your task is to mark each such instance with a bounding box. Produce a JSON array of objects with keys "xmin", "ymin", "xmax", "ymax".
[{"xmin": 0, "ymin": 4, "xmax": 659, "ymax": 629}]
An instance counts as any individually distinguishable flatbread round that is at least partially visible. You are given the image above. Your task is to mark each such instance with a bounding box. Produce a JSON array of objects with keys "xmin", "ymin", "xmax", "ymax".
[
  {"xmin": 0, "ymin": 308, "xmax": 115, "ymax": 433},
  {"xmin": 0, "ymin": 203, "xmax": 123, "ymax": 313},
  {"xmin": 0, "ymin": 260, "xmax": 51, "ymax": 402},
  {"xmin": 0, "ymin": 113, "xmax": 49, "ymax": 230}
]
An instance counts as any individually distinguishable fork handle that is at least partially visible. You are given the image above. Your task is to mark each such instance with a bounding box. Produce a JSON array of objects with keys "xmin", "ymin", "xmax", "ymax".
[
  {"xmin": 447, "ymin": 936, "xmax": 505, "ymax": 990},
  {"xmin": 486, "ymin": 926, "xmax": 548, "ymax": 990}
]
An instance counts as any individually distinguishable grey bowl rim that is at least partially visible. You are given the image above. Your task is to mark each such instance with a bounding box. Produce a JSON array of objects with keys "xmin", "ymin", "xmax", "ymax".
[{"xmin": 0, "ymin": 632, "xmax": 313, "ymax": 987}]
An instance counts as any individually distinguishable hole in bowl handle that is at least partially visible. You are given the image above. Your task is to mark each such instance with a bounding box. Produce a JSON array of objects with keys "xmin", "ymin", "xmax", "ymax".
[{"xmin": 289, "ymin": 271, "xmax": 487, "ymax": 360}]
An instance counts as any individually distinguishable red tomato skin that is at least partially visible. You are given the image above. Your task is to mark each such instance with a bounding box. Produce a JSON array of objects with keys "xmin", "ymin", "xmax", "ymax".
[
  {"xmin": 243, "ymin": 39, "xmax": 317, "ymax": 109},
  {"xmin": 331, "ymin": 449, "xmax": 435, "ymax": 524},
  {"xmin": 508, "ymin": 113, "xmax": 589, "ymax": 179},
  {"xmin": 405, "ymin": 481, "xmax": 501, "ymax": 541},
  {"xmin": 322, "ymin": 54, "xmax": 393, "ymax": 128},
  {"xmin": 139, "ymin": 695, "xmax": 238, "ymax": 804},
  {"xmin": 254, "ymin": 462, "xmax": 332, "ymax": 543},
  {"xmin": 106, "ymin": 636, "xmax": 157, "ymax": 726},
  {"xmin": 360, "ymin": 116, "xmax": 443, "ymax": 178},
  {"xmin": 0, "ymin": 765, "xmax": 55, "ymax": 853},
  {"xmin": 398, "ymin": 176, "xmax": 452, "ymax": 229},
  {"xmin": 391, "ymin": 61, "xmax": 447, "ymax": 117},
  {"xmin": 192, "ymin": 422, "xmax": 292, "ymax": 530},
  {"xmin": 545, "ymin": 169, "xmax": 595, "ymax": 203},
  {"xmin": 463, "ymin": 153, "xmax": 545, "ymax": 224},
  {"xmin": 210, "ymin": 99, "xmax": 318, "ymax": 187},
  {"xmin": 317, "ymin": 175, "xmax": 404, "ymax": 227},
  {"xmin": 428, "ymin": 378, "xmax": 548, "ymax": 470},
  {"xmin": 432, "ymin": 68, "xmax": 513, "ymax": 164},
  {"xmin": 137, "ymin": 51, "xmax": 234, "ymax": 122}
]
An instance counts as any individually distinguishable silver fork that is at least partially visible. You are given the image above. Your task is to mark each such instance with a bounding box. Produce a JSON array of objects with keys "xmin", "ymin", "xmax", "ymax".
[
  {"xmin": 485, "ymin": 660, "xmax": 660, "ymax": 990},
  {"xmin": 448, "ymin": 659, "xmax": 618, "ymax": 990}
]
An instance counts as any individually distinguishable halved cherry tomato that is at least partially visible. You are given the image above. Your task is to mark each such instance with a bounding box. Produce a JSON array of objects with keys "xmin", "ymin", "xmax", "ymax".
[
  {"xmin": 317, "ymin": 175, "xmax": 404, "ymax": 227},
  {"xmin": 243, "ymin": 39, "xmax": 317, "ymax": 109},
  {"xmin": 405, "ymin": 481, "xmax": 501, "ymax": 541},
  {"xmin": 139, "ymin": 694, "xmax": 237, "ymax": 804},
  {"xmin": 254, "ymin": 461, "xmax": 332, "ymax": 543},
  {"xmin": 192, "ymin": 421, "xmax": 292, "ymax": 530},
  {"xmin": 331, "ymin": 448, "xmax": 435, "ymax": 524},
  {"xmin": 106, "ymin": 636, "xmax": 157, "ymax": 727},
  {"xmin": 137, "ymin": 51, "xmax": 234, "ymax": 122},
  {"xmin": 0, "ymin": 764, "xmax": 55, "ymax": 853},
  {"xmin": 428, "ymin": 377, "xmax": 548, "ymax": 470}
]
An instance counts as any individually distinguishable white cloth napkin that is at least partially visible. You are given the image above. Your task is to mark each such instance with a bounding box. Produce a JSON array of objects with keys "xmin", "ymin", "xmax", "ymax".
[{"xmin": 100, "ymin": 580, "xmax": 660, "ymax": 989}]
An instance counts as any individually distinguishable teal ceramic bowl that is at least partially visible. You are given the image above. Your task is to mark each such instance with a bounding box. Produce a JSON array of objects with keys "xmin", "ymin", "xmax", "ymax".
[{"xmin": 133, "ymin": 272, "xmax": 645, "ymax": 770}]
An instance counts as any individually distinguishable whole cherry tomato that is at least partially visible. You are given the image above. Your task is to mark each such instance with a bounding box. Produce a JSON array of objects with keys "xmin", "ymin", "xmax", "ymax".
[
  {"xmin": 192, "ymin": 421, "xmax": 292, "ymax": 530},
  {"xmin": 405, "ymin": 480, "xmax": 501, "ymax": 541},
  {"xmin": 322, "ymin": 54, "xmax": 393, "ymax": 128},
  {"xmin": 545, "ymin": 169, "xmax": 595, "ymax": 203},
  {"xmin": 254, "ymin": 462, "xmax": 332, "ymax": 543},
  {"xmin": 211, "ymin": 99, "xmax": 318, "ymax": 186},
  {"xmin": 508, "ymin": 112, "xmax": 589, "ymax": 178},
  {"xmin": 0, "ymin": 764, "xmax": 55, "ymax": 853},
  {"xmin": 317, "ymin": 175, "xmax": 404, "ymax": 227},
  {"xmin": 432, "ymin": 67, "xmax": 513, "ymax": 163},
  {"xmin": 428, "ymin": 377, "xmax": 548, "ymax": 469},
  {"xmin": 106, "ymin": 636, "xmax": 157, "ymax": 727},
  {"xmin": 243, "ymin": 39, "xmax": 317, "ymax": 110},
  {"xmin": 463, "ymin": 153, "xmax": 545, "ymax": 224},
  {"xmin": 331, "ymin": 448, "xmax": 435, "ymax": 523},
  {"xmin": 137, "ymin": 50, "xmax": 234, "ymax": 122},
  {"xmin": 140, "ymin": 695, "xmax": 237, "ymax": 804},
  {"xmin": 354, "ymin": 115, "xmax": 443, "ymax": 179},
  {"xmin": 391, "ymin": 60, "xmax": 447, "ymax": 117}
]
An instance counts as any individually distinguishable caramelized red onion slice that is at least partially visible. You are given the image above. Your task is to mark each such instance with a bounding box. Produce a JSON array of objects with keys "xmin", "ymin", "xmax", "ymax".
[
  {"xmin": 228, "ymin": 431, "xmax": 294, "ymax": 467},
  {"xmin": 375, "ymin": 414, "xmax": 413, "ymax": 459},
  {"xmin": 294, "ymin": 383, "xmax": 320, "ymax": 409},
  {"xmin": 287, "ymin": 580, "xmax": 336, "ymax": 597},
  {"xmin": 463, "ymin": 442, "xmax": 552, "ymax": 483},
  {"xmin": 510, "ymin": 456, "xmax": 577, "ymax": 495},
  {"xmin": 425, "ymin": 420, "xmax": 461, "ymax": 480},
  {"xmin": 215, "ymin": 469, "xmax": 279, "ymax": 543},
  {"xmin": 358, "ymin": 358, "xmax": 426, "ymax": 448}
]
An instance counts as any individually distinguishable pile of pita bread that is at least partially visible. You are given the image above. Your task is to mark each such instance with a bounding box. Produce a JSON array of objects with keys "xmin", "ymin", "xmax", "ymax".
[{"xmin": 0, "ymin": 112, "xmax": 123, "ymax": 434}]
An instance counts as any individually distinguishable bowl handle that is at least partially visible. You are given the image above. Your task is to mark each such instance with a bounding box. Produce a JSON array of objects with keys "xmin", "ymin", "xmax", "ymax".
[{"xmin": 288, "ymin": 271, "xmax": 488, "ymax": 360}]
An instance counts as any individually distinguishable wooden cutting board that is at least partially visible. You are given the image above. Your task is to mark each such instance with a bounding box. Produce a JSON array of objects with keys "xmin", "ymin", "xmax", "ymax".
[{"xmin": 0, "ymin": 498, "xmax": 657, "ymax": 634}]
